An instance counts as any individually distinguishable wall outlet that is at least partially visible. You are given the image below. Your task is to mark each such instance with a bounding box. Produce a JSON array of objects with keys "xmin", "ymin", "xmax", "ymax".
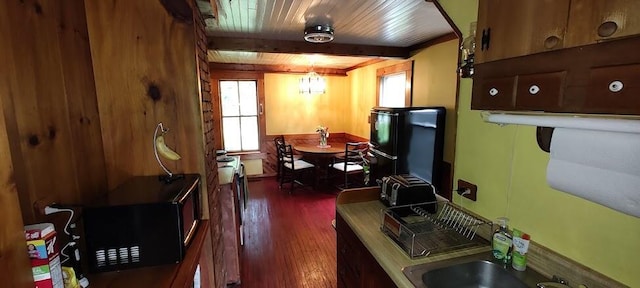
[
  {"xmin": 33, "ymin": 197, "xmax": 56, "ymax": 215},
  {"xmin": 457, "ymin": 179, "xmax": 477, "ymax": 201}
]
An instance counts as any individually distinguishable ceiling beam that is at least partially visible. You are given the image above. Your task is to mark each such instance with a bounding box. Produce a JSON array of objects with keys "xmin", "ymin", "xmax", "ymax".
[
  {"xmin": 432, "ymin": 0, "xmax": 462, "ymax": 39},
  {"xmin": 159, "ymin": 0, "xmax": 193, "ymax": 23},
  {"xmin": 345, "ymin": 58, "xmax": 385, "ymax": 72},
  {"xmin": 208, "ymin": 62, "xmax": 349, "ymax": 76},
  {"xmin": 207, "ymin": 37, "xmax": 410, "ymax": 58},
  {"xmin": 408, "ymin": 32, "xmax": 458, "ymax": 54}
]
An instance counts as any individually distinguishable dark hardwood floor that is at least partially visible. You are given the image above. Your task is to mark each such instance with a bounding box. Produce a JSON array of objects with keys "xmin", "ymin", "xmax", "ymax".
[{"xmin": 237, "ymin": 177, "xmax": 339, "ymax": 288}]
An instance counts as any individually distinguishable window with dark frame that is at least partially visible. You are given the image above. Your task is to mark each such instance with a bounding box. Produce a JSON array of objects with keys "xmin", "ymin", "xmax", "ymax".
[
  {"xmin": 376, "ymin": 61, "xmax": 414, "ymax": 107},
  {"xmin": 220, "ymin": 80, "xmax": 260, "ymax": 152}
]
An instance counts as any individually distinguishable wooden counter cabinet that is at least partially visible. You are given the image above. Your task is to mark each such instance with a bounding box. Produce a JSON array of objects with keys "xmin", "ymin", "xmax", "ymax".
[
  {"xmin": 336, "ymin": 213, "xmax": 396, "ymax": 288},
  {"xmin": 219, "ymin": 161, "xmax": 245, "ymax": 285}
]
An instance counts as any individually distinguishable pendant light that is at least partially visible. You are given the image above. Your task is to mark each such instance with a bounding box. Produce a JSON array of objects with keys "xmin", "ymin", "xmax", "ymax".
[{"xmin": 299, "ymin": 71, "xmax": 326, "ymax": 94}]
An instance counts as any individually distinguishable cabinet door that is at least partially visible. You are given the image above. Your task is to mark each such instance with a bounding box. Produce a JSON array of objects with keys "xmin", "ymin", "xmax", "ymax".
[
  {"xmin": 471, "ymin": 76, "xmax": 516, "ymax": 110},
  {"xmin": 337, "ymin": 232, "xmax": 362, "ymax": 288},
  {"xmin": 336, "ymin": 213, "xmax": 396, "ymax": 288},
  {"xmin": 515, "ymin": 71, "xmax": 566, "ymax": 111},
  {"xmin": 361, "ymin": 251, "xmax": 397, "ymax": 288},
  {"xmin": 583, "ymin": 63, "xmax": 640, "ymax": 114},
  {"xmin": 475, "ymin": 0, "xmax": 571, "ymax": 63},
  {"xmin": 566, "ymin": 0, "xmax": 640, "ymax": 48},
  {"xmin": 336, "ymin": 214, "xmax": 363, "ymax": 288}
]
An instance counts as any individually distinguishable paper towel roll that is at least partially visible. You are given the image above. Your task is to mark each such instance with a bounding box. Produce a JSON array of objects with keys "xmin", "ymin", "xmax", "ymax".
[{"xmin": 547, "ymin": 128, "xmax": 640, "ymax": 217}]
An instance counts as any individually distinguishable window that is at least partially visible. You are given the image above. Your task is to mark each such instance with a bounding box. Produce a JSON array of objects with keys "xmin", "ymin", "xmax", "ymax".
[
  {"xmin": 379, "ymin": 72, "xmax": 407, "ymax": 107},
  {"xmin": 220, "ymin": 80, "xmax": 259, "ymax": 152},
  {"xmin": 376, "ymin": 61, "xmax": 413, "ymax": 107}
]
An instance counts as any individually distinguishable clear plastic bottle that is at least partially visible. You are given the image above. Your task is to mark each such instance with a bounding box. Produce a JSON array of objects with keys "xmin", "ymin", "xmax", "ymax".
[
  {"xmin": 460, "ymin": 22, "xmax": 477, "ymax": 62},
  {"xmin": 458, "ymin": 22, "xmax": 477, "ymax": 78},
  {"xmin": 512, "ymin": 229, "xmax": 531, "ymax": 271},
  {"xmin": 492, "ymin": 217, "xmax": 513, "ymax": 266}
]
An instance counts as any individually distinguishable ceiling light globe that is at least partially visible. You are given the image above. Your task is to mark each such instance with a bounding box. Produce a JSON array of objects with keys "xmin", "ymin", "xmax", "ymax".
[{"xmin": 304, "ymin": 24, "xmax": 334, "ymax": 43}]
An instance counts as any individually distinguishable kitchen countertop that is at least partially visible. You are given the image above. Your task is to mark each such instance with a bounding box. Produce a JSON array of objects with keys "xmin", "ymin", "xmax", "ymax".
[
  {"xmin": 336, "ymin": 187, "xmax": 626, "ymax": 288},
  {"xmin": 218, "ymin": 155, "xmax": 241, "ymax": 185},
  {"xmin": 336, "ymin": 188, "xmax": 490, "ymax": 287}
]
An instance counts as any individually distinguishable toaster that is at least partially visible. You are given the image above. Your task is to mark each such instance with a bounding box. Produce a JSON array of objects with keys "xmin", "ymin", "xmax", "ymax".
[{"xmin": 379, "ymin": 174, "xmax": 437, "ymax": 213}]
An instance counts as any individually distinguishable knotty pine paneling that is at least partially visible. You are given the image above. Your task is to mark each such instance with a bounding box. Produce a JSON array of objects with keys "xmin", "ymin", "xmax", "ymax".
[
  {"xmin": 85, "ymin": 0, "xmax": 205, "ymax": 189},
  {"xmin": 1, "ymin": 0, "xmax": 214, "ymax": 285},
  {"xmin": 0, "ymin": 85, "xmax": 32, "ymax": 287},
  {"xmin": 0, "ymin": 0, "xmax": 107, "ymax": 223}
]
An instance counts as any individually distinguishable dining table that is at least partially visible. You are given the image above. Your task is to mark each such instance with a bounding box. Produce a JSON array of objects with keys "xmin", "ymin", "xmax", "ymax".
[
  {"xmin": 293, "ymin": 143, "xmax": 345, "ymax": 155},
  {"xmin": 293, "ymin": 142, "xmax": 346, "ymax": 190}
]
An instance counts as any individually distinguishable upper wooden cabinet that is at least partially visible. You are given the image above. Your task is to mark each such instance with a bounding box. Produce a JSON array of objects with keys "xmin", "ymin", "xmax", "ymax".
[
  {"xmin": 475, "ymin": 0, "xmax": 571, "ymax": 64},
  {"xmin": 566, "ymin": 0, "xmax": 640, "ymax": 47},
  {"xmin": 472, "ymin": 0, "xmax": 640, "ymax": 115},
  {"xmin": 475, "ymin": 0, "xmax": 640, "ymax": 64}
]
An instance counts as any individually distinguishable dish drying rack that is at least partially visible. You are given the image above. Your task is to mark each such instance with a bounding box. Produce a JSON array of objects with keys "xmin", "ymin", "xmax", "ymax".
[{"xmin": 380, "ymin": 201, "xmax": 491, "ymax": 258}]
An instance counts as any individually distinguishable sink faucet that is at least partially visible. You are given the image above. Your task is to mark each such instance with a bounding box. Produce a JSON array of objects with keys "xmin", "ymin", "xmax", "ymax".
[
  {"xmin": 537, "ymin": 276, "xmax": 582, "ymax": 288},
  {"xmin": 537, "ymin": 283, "xmax": 570, "ymax": 288}
]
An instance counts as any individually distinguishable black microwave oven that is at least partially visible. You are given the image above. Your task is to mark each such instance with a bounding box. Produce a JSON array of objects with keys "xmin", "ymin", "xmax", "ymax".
[{"xmin": 82, "ymin": 174, "xmax": 201, "ymax": 272}]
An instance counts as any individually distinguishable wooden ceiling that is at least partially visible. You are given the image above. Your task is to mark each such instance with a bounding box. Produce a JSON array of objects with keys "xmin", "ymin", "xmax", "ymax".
[{"xmin": 197, "ymin": 0, "xmax": 456, "ymax": 71}]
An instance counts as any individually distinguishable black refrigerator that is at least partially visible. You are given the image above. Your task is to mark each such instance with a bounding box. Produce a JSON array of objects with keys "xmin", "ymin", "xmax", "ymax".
[{"xmin": 369, "ymin": 107, "xmax": 446, "ymax": 191}]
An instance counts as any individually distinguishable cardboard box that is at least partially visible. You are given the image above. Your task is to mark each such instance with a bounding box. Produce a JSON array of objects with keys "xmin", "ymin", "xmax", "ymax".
[{"xmin": 25, "ymin": 223, "xmax": 64, "ymax": 288}]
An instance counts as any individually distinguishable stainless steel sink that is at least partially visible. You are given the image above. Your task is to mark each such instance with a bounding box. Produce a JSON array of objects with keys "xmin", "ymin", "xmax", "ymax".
[
  {"xmin": 422, "ymin": 260, "xmax": 528, "ymax": 288},
  {"xmin": 403, "ymin": 251, "xmax": 549, "ymax": 288}
]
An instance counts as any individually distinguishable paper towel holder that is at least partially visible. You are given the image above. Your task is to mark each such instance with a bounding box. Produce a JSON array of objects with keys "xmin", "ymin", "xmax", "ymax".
[
  {"xmin": 481, "ymin": 111, "xmax": 640, "ymax": 153},
  {"xmin": 482, "ymin": 112, "xmax": 640, "ymax": 134},
  {"xmin": 536, "ymin": 127, "xmax": 554, "ymax": 153},
  {"xmin": 482, "ymin": 112, "xmax": 640, "ymax": 218}
]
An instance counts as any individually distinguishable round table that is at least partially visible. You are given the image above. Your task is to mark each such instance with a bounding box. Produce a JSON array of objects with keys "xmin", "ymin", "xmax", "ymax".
[
  {"xmin": 293, "ymin": 143, "xmax": 344, "ymax": 154},
  {"xmin": 293, "ymin": 143, "xmax": 345, "ymax": 190}
]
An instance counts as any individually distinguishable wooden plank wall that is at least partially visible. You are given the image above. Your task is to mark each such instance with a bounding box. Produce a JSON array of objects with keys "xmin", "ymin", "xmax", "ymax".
[
  {"xmin": 0, "ymin": 0, "xmax": 107, "ymax": 284},
  {"xmin": 0, "ymin": 0, "xmax": 107, "ymax": 223},
  {"xmin": 85, "ymin": 0, "xmax": 205, "ymax": 190},
  {"xmin": 0, "ymin": 0, "xmax": 218, "ymax": 285},
  {"xmin": 0, "ymin": 79, "xmax": 32, "ymax": 287}
]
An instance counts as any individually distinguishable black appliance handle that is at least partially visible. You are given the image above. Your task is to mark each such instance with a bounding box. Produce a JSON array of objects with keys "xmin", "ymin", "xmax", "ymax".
[
  {"xmin": 370, "ymin": 148, "xmax": 398, "ymax": 160},
  {"xmin": 481, "ymin": 28, "xmax": 491, "ymax": 51}
]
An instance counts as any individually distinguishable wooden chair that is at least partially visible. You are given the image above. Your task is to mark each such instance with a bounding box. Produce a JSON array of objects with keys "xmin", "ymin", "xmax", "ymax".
[
  {"xmin": 274, "ymin": 136, "xmax": 301, "ymax": 182},
  {"xmin": 274, "ymin": 135, "xmax": 285, "ymax": 181},
  {"xmin": 279, "ymin": 144, "xmax": 315, "ymax": 193},
  {"xmin": 329, "ymin": 142, "xmax": 369, "ymax": 190}
]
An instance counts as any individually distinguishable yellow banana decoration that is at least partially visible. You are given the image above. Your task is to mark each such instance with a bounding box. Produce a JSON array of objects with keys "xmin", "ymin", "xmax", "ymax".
[{"xmin": 155, "ymin": 135, "xmax": 182, "ymax": 160}]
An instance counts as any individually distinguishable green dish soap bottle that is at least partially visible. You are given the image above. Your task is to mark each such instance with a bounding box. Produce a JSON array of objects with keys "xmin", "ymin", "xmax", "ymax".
[{"xmin": 492, "ymin": 217, "xmax": 513, "ymax": 265}]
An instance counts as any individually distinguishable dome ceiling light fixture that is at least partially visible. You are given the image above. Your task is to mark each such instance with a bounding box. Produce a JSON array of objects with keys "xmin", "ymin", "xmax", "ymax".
[{"xmin": 304, "ymin": 24, "xmax": 334, "ymax": 43}]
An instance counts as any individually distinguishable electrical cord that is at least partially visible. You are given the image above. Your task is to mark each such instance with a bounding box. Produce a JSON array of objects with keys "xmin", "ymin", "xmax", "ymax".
[
  {"xmin": 454, "ymin": 187, "xmax": 471, "ymax": 196},
  {"xmin": 44, "ymin": 205, "xmax": 75, "ymax": 236},
  {"xmin": 59, "ymin": 241, "xmax": 75, "ymax": 265},
  {"xmin": 44, "ymin": 204, "xmax": 89, "ymax": 287},
  {"xmin": 44, "ymin": 205, "xmax": 80, "ymax": 263},
  {"xmin": 505, "ymin": 124, "xmax": 519, "ymax": 218}
]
